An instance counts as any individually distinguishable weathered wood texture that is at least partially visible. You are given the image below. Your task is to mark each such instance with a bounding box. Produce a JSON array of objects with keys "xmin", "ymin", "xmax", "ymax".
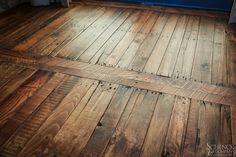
[
  {"xmin": 0, "ymin": 4, "xmax": 236, "ymax": 157},
  {"xmin": 0, "ymin": 4, "xmax": 234, "ymax": 89},
  {"xmin": 0, "ymin": 49, "xmax": 236, "ymax": 106}
]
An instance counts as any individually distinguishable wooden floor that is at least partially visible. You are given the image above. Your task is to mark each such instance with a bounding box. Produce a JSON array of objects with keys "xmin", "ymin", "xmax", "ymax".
[{"xmin": 0, "ymin": 3, "xmax": 236, "ymax": 157}]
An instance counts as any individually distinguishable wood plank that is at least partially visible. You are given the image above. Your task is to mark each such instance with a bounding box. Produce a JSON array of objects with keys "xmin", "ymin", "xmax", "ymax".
[
  {"xmin": 173, "ymin": 16, "xmax": 200, "ymax": 80},
  {"xmin": 58, "ymin": 8, "xmax": 122, "ymax": 60},
  {"xmin": 78, "ymin": 9, "xmax": 132, "ymax": 62},
  {"xmin": 0, "ymin": 62, "xmax": 25, "ymax": 88},
  {"xmin": 231, "ymin": 106, "xmax": 236, "ymax": 157},
  {"xmin": 157, "ymin": 15, "xmax": 189, "ymax": 77},
  {"xmin": 13, "ymin": 5, "xmax": 83, "ymax": 52},
  {"xmin": 116, "ymin": 12, "xmax": 158, "ymax": 68},
  {"xmin": 0, "ymin": 68, "xmax": 37, "ymax": 104},
  {"xmin": 0, "ymin": 70, "xmax": 53, "ymax": 127},
  {"xmin": 1, "ymin": 49, "xmax": 236, "ymax": 106},
  {"xmin": 31, "ymin": 6, "xmax": 103, "ymax": 56},
  {"xmin": 195, "ymin": 102, "xmax": 221, "ymax": 156},
  {"xmin": 89, "ymin": 10, "xmax": 140, "ymax": 64},
  {"xmin": 230, "ymin": 106, "xmax": 236, "ymax": 144},
  {"xmin": 219, "ymin": 105, "xmax": 232, "ymax": 145},
  {"xmin": 0, "ymin": 73, "xmax": 65, "ymax": 147},
  {"xmin": 104, "ymin": 10, "xmax": 152, "ymax": 66},
  {"xmin": 103, "ymin": 90, "xmax": 158, "ymax": 157},
  {"xmin": 1, "ymin": 76, "xmax": 83, "ymax": 156},
  {"xmin": 212, "ymin": 18, "xmax": 227, "ymax": 86},
  {"xmin": 182, "ymin": 99, "xmax": 200, "ymax": 157},
  {"xmin": 128, "ymin": 13, "xmax": 168, "ymax": 72},
  {"xmin": 140, "ymin": 94, "xmax": 175, "ymax": 157},
  {"xmin": 2, "ymin": 7, "xmax": 66, "ymax": 48},
  {"xmin": 79, "ymin": 86, "xmax": 133, "ymax": 157},
  {"xmin": 191, "ymin": 16, "xmax": 215, "ymax": 83},
  {"xmin": 42, "ymin": 82, "xmax": 117, "ymax": 157},
  {"xmin": 144, "ymin": 14, "xmax": 179, "ymax": 74},
  {"xmin": 162, "ymin": 96, "xmax": 190, "ymax": 157},
  {"xmin": 227, "ymin": 38, "xmax": 236, "ymax": 88}
]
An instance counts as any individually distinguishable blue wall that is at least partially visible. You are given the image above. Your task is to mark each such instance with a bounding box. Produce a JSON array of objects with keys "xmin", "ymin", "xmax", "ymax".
[{"xmin": 103, "ymin": 0, "xmax": 234, "ymax": 11}]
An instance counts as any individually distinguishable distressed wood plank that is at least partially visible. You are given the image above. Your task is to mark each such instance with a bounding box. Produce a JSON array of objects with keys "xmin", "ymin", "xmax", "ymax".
[
  {"xmin": 103, "ymin": 90, "xmax": 158, "ymax": 157},
  {"xmin": 42, "ymin": 82, "xmax": 117, "ymax": 157},
  {"xmin": 162, "ymin": 96, "xmax": 190, "ymax": 157},
  {"xmin": 0, "ymin": 73, "xmax": 65, "ymax": 147},
  {"xmin": 1, "ymin": 49, "xmax": 236, "ymax": 105},
  {"xmin": 140, "ymin": 94, "xmax": 175, "ymax": 157},
  {"xmin": 144, "ymin": 14, "xmax": 179, "ymax": 74},
  {"xmin": 157, "ymin": 15, "xmax": 189, "ymax": 77},
  {"xmin": 0, "ymin": 70, "xmax": 53, "ymax": 127},
  {"xmin": 128, "ymin": 13, "xmax": 168, "ymax": 72},
  {"xmin": 191, "ymin": 16, "xmax": 215, "ymax": 83},
  {"xmin": 104, "ymin": 10, "xmax": 152, "ymax": 66},
  {"xmin": 79, "ymin": 86, "xmax": 133, "ymax": 157},
  {"xmin": 0, "ymin": 68, "xmax": 37, "ymax": 104}
]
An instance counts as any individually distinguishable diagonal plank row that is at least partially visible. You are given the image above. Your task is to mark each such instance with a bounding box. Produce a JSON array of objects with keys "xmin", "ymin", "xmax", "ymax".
[
  {"xmin": 0, "ymin": 48, "xmax": 236, "ymax": 106},
  {"xmin": 0, "ymin": 70, "xmax": 232, "ymax": 157}
]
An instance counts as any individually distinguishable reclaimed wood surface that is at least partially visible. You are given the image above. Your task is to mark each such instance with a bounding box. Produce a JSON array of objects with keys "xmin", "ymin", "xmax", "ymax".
[{"xmin": 0, "ymin": 3, "xmax": 236, "ymax": 157}]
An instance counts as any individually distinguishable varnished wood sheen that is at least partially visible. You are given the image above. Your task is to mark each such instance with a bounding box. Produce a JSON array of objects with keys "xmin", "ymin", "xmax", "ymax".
[{"xmin": 0, "ymin": 3, "xmax": 236, "ymax": 157}]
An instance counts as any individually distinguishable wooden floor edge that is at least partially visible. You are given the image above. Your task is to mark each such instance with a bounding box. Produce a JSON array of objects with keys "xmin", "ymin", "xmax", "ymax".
[
  {"xmin": 72, "ymin": 0, "xmax": 230, "ymax": 19},
  {"xmin": 0, "ymin": 48, "xmax": 235, "ymax": 106}
]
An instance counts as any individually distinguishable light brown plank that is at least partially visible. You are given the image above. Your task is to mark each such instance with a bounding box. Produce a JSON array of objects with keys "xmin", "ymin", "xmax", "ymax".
[
  {"xmin": 140, "ymin": 94, "xmax": 175, "ymax": 157},
  {"xmin": 43, "ymin": 82, "xmax": 117, "ymax": 157},
  {"xmin": 16, "ymin": 77, "xmax": 97, "ymax": 157},
  {"xmin": 1, "ymin": 49, "xmax": 236, "ymax": 106},
  {"xmin": 144, "ymin": 14, "xmax": 179, "ymax": 74}
]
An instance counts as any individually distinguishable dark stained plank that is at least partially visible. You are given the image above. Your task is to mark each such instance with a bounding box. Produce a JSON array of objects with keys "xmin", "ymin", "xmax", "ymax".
[
  {"xmin": 1, "ymin": 76, "xmax": 85, "ymax": 157},
  {"xmin": 1, "ymin": 6, "xmax": 66, "ymax": 48},
  {"xmin": 0, "ymin": 62, "xmax": 25, "ymax": 88},
  {"xmin": 79, "ymin": 86, "xmax": 133, "ymax": 157},
  {"xmin": 0, "ymin": 5, "xmax": 45, "ymax": 36},
  {"xmin": 0, "ymin": 70, "xmax": 53, "ymax": 127},
  {"xmin": 140, "ymin": 94, "xmax": 175, "ymax": 157},
  {"xmin": 0, "ymin": 73, "xmax": 65, "ymax": 147},
  {"xmin": 162, "ymin": 96, "xmax": 190, "ymax": 157},
  {"xmin": 103, "ymin": 90, "xmax": 158, "ymax": 157},
  {"xmin": 42, "ymin": 82, "xmax": 117, "ymax": 157},
  {"xmin": 191, "ymin": 16, "xmax": 215, "ymax": 84},
  {"xmin": 13, "ymin": 5, "xmax": 83, "ymax": 51},
  {"xmin": 144, "ymin": 14, "xmax": 179, "ymax": 74},
  {"xmin": 128, "ymin": 13, "xmax": 168, "ymax": 72},
  {"xmin": 157, "ymin": 15, "xmax": 189, "ymax": 77},
  {"xmin": 0, "ymin": 68, "xmax": 37, "ymax": 104}
]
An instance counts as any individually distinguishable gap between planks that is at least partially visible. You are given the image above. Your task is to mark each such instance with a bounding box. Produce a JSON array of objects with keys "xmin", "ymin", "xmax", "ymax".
[{"xmin": 0, "ymin": 48, "xmax": 235, "ymax": 106}]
